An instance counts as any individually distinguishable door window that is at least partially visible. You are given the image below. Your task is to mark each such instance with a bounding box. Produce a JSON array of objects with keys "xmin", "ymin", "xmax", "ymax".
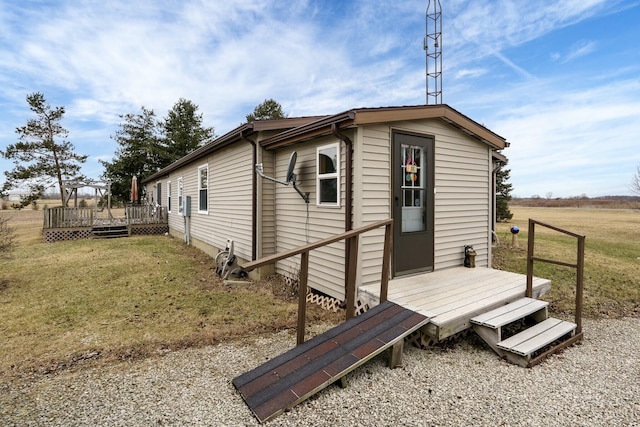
[{"xmin": 401, "ymin": 144, "xmax": 426, "ymax": 233}]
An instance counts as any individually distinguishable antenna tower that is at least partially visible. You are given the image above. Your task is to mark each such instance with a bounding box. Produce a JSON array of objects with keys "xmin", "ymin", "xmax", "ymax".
[{"xmin": 424, "ymin": 0, "xmax": 442, "ymax": 104}]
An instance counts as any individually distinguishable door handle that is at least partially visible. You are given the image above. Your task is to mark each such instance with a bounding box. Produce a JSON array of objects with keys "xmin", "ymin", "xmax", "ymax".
[{"xmin": 394, "ymin": 196, "xmax": 399, "ymax": 207}]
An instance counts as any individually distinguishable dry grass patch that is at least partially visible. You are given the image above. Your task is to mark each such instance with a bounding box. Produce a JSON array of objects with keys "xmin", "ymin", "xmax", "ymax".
[
  {"xmin": 494, "ymin": 207, "xmax": 640, "ymax": 318},
  {"xmin": 0, "ymin": 211, "xmax": 341, "ymax": 377}
]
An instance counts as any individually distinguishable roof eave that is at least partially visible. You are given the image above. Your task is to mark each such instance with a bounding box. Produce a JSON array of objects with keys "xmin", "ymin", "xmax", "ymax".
[
  {"xmin": 353, "ymin": 105, "xmax": 506, "ymax": 150},
  {"xmin": 260, "ymin": 112, "xmax": 356, "ymax": 150},
  {"xmin": 260, "ymin": 105, "xmax": 507, "ymax": 151},
  {"xmin": 142, "ymin": 117, "xmax": 326, "ymax": 184}
]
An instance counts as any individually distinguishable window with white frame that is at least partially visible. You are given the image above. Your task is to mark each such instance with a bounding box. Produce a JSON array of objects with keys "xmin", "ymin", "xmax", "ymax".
[
  {"xmin": 177, "ymin": 177, "xmax": 183, "ymax": 213},
  {"xmin": 316, "ymin": 143, "xmax": 340, "ymax": 206},
  {"xmin": 167, "ymin": 181, "xmax": 172, "ymax": 212},
  {"xmin": 198, "ymin": 165, "xmax": 208, "ymax": 212}
]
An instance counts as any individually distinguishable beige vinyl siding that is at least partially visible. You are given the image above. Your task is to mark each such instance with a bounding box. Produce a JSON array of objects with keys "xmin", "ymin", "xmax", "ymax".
[
  {"xmin": 273, "ymin": 136, "xmax": 347, "ymax": 300},
  {"xmin": 158, "ymin": 143, "xmax": 253, "ymax": 262},
  {"xmin": 208, "ymin": 143, "xmax": 253, "ymax": 260},
  {"xmin": 355, "ymin": 119, "xmax": 491, "ymax": 286},
  {"xmin": 356, "ymin": 126, "xmax": 392, "ymax": 288},
  {"xmin": 167, "ymin": 175, "xmax": 185, "ymax": 233},
  {"xmin": 432, "ymin": 122, "xmax": 491, "ymax": 268}
]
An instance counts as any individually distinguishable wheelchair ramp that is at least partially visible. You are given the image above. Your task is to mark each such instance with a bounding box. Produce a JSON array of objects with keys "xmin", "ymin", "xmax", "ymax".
[{"xmin": 232, "ymin": 301, "xmax": 429, "ymax": 423}]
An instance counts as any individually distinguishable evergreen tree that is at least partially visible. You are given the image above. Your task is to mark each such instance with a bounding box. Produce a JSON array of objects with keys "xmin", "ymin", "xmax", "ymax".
[
  {"xmin": 100, "ymin": 107, "xmax": 163, "ymax": 203},
  {"xmin": 246, "ymin": 98, "xmax": 287, "ymax": 122},
  {"xmin": 101, "ymin": 100, "xmax": 215, "ymax": 203},
  {"xmin": 496, "ymin": 167, "xmax": 513, "ymax": 221},
  {"xmin": 1, "ymin": 93, "xmax": 87, "ymax": 207},
  {"xmin": 163, "ymin": 98, "xmax": 214, "ymax": 163}
]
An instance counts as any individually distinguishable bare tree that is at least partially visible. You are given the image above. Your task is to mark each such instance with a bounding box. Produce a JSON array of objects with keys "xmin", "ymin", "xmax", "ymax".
[{"xmin": 631, "ymin": 164, "xmax": 640, "ymax": 195}]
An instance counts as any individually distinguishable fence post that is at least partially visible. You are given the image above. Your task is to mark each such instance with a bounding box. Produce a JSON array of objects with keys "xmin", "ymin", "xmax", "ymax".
[{"xmin": 297, "ymin": 251, "xmax": 309, "ymax": 345}]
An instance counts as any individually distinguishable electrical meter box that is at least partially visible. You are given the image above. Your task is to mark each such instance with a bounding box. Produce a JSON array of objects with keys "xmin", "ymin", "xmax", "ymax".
[{"xmin": 183, "ymin": 196, "xmax": 191, "ymax": 217}]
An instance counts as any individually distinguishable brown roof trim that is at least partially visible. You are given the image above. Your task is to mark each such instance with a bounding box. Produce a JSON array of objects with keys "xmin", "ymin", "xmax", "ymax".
[
  {"xmin": 142, "ymin": 116, "xmax": 324, "ymax": 183},
  {"xmin": 260, "ymin": 112, "xmax": 356, "ymax": 150},
  {"xmin": 260, "ymin": 104, "xmax": 507, "ymax": 151},
  {"xmin": 492, "ymin": 151, "xmax": 508, "ymax": 164}
]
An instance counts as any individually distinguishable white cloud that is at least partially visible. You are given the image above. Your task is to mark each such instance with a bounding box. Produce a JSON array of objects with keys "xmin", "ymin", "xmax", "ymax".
[
  {"xmin": 1, "ymin": 0, "xmax": 639, "ymax": 199},
  {"xmin": 493, "ymin": 78, "xmax": 640, "ymax": 197},
  {"xmin": 561, "ymin": 40, "xmax": 597, "ymax": 63}
]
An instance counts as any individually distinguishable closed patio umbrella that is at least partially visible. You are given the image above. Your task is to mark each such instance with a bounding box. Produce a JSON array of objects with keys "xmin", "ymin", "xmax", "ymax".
[{"xmin": 131, "ymin": 176, "xmax": 138, "ymax": 204}]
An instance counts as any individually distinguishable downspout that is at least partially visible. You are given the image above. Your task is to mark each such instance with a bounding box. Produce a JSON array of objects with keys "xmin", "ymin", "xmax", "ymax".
[
  {"xmin": 240, "ymin": 131, "xmax": 258, "ymax": 261},
  {"xmin": 331, "ymin": 123, "xmax": 354, "ymax": 301}
]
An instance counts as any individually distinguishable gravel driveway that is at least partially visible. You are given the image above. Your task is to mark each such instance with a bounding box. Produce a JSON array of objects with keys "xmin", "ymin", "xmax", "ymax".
[{"xmin": 1, "ymin": 318, "xmax": 638, "ymax": 426}]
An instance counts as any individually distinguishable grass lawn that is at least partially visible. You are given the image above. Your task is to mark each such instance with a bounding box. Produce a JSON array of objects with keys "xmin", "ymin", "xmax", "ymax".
[
  {"xmin": 0, "ymin": 209, "xmax": 340, "ymax": 377},
  {"xmin": 1, "ymin": 205, "xmax": 638, "ymax": 378},
  {"xmin": 493, "ymin": 207, "xmax": 640, "ymax": 318}
]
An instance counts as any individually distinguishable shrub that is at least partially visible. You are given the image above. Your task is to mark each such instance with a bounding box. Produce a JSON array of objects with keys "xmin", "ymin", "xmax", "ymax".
[{"xmin": 0, "ymin": 216, "xmax": 16, "ymax": 257}]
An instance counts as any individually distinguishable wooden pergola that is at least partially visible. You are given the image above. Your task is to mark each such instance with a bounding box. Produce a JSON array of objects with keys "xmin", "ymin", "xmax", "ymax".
[{"xmin": 62, "ymin": 180, "xmax": 113, "ymax": 219}]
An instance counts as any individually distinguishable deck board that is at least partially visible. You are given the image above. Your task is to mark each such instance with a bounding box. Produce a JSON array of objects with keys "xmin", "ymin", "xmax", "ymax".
[{"xmin": 359, "ymin": 267, "xmax": 551, "ymax": 341}]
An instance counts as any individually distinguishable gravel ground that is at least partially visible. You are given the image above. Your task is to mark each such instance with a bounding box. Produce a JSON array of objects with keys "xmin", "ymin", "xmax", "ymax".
[{"xmin": 1, "ymin": 318, "xmax": 639, "ymax": 426}]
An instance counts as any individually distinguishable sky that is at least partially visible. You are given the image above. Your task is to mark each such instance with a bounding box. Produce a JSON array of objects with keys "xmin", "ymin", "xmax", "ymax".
[{"xmin": 1, "ymin": 0, "xmax": 639, "ymax": 198}]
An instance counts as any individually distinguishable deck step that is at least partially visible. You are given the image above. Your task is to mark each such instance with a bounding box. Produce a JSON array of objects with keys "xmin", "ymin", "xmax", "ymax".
[
  {"xmin": 92, "ymin": 225, "xmax": 129, "ymax": 238},
  {"xmin": 232, "ymin": 301, "xmax": 429, "ymax": 423},
  {"xmin": 470, "ymin": 297, "xmax": 548, "ymax": 329},
  {"xmin": 497, "ymin": 317, "xmax": 577, "ymax": 357}
]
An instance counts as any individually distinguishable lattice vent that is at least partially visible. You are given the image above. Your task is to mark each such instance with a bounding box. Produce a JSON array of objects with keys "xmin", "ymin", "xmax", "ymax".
[{"xmin": 43, "ymin": 228, "xmax": 93, "ymax": 243}]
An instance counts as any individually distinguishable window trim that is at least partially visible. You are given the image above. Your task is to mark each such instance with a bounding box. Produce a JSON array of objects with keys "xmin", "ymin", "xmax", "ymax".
[
  {"xmin": 197, "ymin": 165, "xmax": 208, "ymax": 214},
  {"xmin": 316, "ymin": 143, "xmax": 340, "ymax": 207},
  {"xmin": 167, "ymin": 180, "xmax": 172, "ymax": 213},
  {"xmin": 177, "ymin": 177, "xmax": 183, "ymax": 214}
]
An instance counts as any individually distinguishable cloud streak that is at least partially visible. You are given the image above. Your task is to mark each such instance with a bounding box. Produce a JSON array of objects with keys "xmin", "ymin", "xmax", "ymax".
[{"xmin": 1, "ymin": 0, "xmax": 638, "ymax": 197}]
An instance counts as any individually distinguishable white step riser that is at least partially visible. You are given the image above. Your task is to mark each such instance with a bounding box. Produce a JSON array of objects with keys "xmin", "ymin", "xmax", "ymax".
[
  {"xmin": 471, "ymin": 297, "xmax": 577, "ymax": 367},
  {"xmin": 497, "ymin": 318, "xmax": 577, "ymax": 357},
  {"xmin": 471, "ymin": 297, "xmax": 549, "ymax": 329}
]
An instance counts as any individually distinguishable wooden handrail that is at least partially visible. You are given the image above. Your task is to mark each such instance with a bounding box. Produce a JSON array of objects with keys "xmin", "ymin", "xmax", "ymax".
[
  {"xmin": 526, "ymin": 218, "xmax": 585, "ymax": 334},
  {"xmin": 241, "ymin": 218, "xmax": 394, "ymax": 345},
  {"xmin": 241, "ymin": 219, "xmax": 393, "ymax": 272}
]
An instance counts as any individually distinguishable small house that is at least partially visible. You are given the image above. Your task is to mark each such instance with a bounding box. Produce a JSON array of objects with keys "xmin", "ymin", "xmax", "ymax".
[{"xmin": 143, "ymin": 104, "xmax": 508, "ymax": 305}]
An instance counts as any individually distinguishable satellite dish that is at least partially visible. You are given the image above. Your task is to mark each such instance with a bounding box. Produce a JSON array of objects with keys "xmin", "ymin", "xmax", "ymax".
[
  {"xmin": 255, "ymin": 150, "xmax": 309, "ymax": 203},
  {"xmin": 286, "ymin": 152, "xmax": 297, "ymax": 183}
]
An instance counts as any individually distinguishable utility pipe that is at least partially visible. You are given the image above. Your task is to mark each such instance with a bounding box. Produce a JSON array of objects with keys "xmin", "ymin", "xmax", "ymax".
[
  {"xmin": 331, "ymin": 123, "xmax": 354, "ymax": 304},
  {"xmin": 240, "ymin": 131, "xmax": 258, "ymax": 261}
]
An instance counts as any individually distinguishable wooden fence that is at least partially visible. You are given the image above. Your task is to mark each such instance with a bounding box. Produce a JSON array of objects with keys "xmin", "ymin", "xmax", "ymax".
[
  {"xmin": 43, "ymin": 205, "xmax": 168, "ymax": 229},
  {"xmin": 43, "ymin": 207, "xmax": 94, "ymax": 228},
  {"xmin": 126, "ymin": 205, "xmax": 168, "ymax": 225}
]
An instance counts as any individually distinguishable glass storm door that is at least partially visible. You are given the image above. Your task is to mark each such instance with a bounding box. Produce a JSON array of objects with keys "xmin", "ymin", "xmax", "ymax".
[{"xmin": 393, "ymin": 132, "xmax": 434, "ymax": 275}]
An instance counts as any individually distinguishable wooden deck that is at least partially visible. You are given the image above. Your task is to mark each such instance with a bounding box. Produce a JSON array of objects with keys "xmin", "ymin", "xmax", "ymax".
[{"xmin": 358, "ymin": 267, "xmax": 551, "ymax": 342}]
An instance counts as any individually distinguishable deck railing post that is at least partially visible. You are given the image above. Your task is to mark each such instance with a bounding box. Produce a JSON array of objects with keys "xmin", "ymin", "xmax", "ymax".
[
  {"xmin": 380, "ymin": 221, "xmax": 393, "ymax": 303},
  {"xmin": 527, "ymin": 218, "xmax": 585, "ymax": 340},
  {"xmin": 576, "ymin": 236, "xmax": 585, "ymax": 334},
  {"xmin": 297, "ymin": 251, "xmax": 310, "ymax": 345},
  {"xmin": 526, "ymin": 219, "xmax": 535, "ymax": 298},
  {"xmin": 345, "ymin": 235, "xmax": 359, "ymax": 320},
  {"xmin": 238, "ymin": 218, "xmax": 392, "ymax": 345}
]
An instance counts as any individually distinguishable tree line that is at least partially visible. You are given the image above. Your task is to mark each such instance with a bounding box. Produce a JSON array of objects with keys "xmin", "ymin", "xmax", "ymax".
[{"xmin": 1, "ymin": 94, "xmax": 285, "ymax": 207}]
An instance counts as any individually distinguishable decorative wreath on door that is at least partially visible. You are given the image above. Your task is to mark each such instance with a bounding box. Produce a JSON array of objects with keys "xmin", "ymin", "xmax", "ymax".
[{"xmin": 405, "ymin": 157, "xmax": 417, "ymax": 182}]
